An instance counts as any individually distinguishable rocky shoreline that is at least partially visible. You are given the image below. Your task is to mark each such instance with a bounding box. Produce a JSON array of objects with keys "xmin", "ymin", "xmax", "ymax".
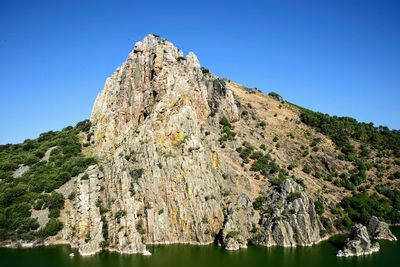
[{"xmin": 0, "ymin": 223, "xmax": 397, "ymax": 258}]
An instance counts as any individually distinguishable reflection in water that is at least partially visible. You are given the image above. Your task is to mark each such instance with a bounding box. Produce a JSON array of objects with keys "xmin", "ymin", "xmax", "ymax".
[{"xmin": 1, "ymin": 227, "xmax": 399, "ymax": 267}]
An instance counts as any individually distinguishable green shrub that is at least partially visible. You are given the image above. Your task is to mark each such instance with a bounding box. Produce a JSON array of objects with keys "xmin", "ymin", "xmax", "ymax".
[
  {"xmin": 302, "ymin": 164, "xmax": 312, "ymax": 174},
  {"xmin": 136, "ymin": 219, "xmax": 146, "ymax": 235},
  {"xmin": 48, "ymin": 208, "xmax": 60, "ymax": 218},
  {"xmin": 219, "ymin": 117, "xmax": 236, "ymax": 142},
  {"xmin": 253, "ymin": 196, "xmax": 267, "ymax": 210},
  {"xmin": 226, "ymin": 231, "xmax": 239, "ymax": 239},
  {"xmin": 131, "ymin": 168, "xmax": 144, "ymax": 181},
  {"xmin": 201, "ymin": 67, "xmax": 210, "ymax": 74},
  {"xmin": 38, "ymin": 219, "xmax": 63, "ymax": 238},
  {"xmin": 237, "ymin": 142, "xmax": 254, "ymax": 163},
  {"xmin": 287, "ymin": 192, "xmax": 301, "ymax": 202},
  {"xmin": 115, "ymin": 210, "xmax": 126, "ymax": 222},
  {"xmin": 257, "ymin": 121, "xmax": 267, "ymax": 129},
  {"xmin": 46, "ymin": 192, "xmax": 65, "ymax": 210},
  {"xmin": 314, "ymin": 199, "xmax": 325, "ymax": 215}
]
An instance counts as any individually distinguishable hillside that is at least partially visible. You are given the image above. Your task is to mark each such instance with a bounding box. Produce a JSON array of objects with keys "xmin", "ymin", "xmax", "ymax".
[{"xmin": 0, "ymin": 34, "xmax": 399, "ymax": 255}]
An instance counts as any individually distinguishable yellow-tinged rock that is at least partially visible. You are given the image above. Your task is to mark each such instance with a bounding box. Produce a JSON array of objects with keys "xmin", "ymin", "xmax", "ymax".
[
  {"xmin": 211, "ymin": 151, "xmax": 219, "ymax": 168},
  {"xmin": 157, "ymin": 135, "xmax": 167, "ymax": 144},
  {"xmin": 171, "ymin": 131, "xmax": 185, "ymax": 146},
  {"xmin": 122, "ymin": 183, "xmax": 127, "ymax": 191}
]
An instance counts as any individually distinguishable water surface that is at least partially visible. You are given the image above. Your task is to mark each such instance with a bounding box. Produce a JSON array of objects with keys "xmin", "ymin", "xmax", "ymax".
[{"xmin": 1, "ymin": 227, "xmax": 399, "ymax": 267}]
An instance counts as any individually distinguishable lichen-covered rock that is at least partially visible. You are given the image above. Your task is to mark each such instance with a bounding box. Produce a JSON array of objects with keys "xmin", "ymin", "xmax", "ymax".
[
  {"xmin": 221, "ymin": 194, "xmax": 257, "ymax": 250},
  {"xmin": 254, "ymin": 179, "xmax": 324, "ymax": 247},
  {"xmin": 337, "ymin": 224, "xmax": 380, "ymax": 257},
  {"xmin": 367, "ymin": 216, "xmax": 397, "ymax": 241},
  {"xmin": 85, "ymin": 34, "xmax": 239, "ymax": 255},
  {"xmin": 64, "ymin": 165, "xmax": 105, "ymax": 256}
]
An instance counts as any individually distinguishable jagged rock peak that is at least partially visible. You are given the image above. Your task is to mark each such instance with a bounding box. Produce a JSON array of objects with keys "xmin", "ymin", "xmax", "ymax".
[
  {"xmin": 90, "ymin": 34, "xmax": 239, "ymax": 156},
  {"xmin": 131, "ymin": 34, "xmax": 200, "ymax": 67},
  {"xmin": 77, "ymin": 34, "xmax": 242, "ymax": 255}
]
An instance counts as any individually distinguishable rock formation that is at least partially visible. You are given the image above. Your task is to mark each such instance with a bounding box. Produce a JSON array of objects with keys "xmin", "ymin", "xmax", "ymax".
[
  {"xmin": 367, "ymin": 216, "xmax": 397, "ymax": 241},
  {"xmin": 337, "ymin": 224, "xmax": 380, "ymax": 257},
  {"xmin": 85, "ymin": 34, "xmax": 239, "ymax": 254},
  {"xmin": 54, "ymin": 34, "xmax": 326, "ymax": 255},
  {"xmin": 254, "ymin": 179, "xmax": 324, "ymax": 247},
  {"xmin": 221, "ymin": 194, "xmax": 257, "ymax": 250}
]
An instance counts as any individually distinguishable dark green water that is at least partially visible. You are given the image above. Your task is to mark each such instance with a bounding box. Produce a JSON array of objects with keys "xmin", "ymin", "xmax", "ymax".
[{"xmin": 1, "ymin": 227, "xmax": 399, "ymax": 267}]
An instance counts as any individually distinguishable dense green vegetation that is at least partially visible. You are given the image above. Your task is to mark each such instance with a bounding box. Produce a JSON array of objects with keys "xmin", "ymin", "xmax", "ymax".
[
  {"xmin": 340, "ymin": 191, "xmax": 400, "ymax": 226},
  {"xmin": 300, "ymin": 109, "xmax": 400, "ymax": 158},
  {"xmin": 0, "ymin": 120, "xmax": 96, "ymax": 241},
  {"xmin": 236, "ymin": 141, "xmax": 289, "ymax": 186},
  {"xmin": 299, "ymin": 108, "xmax": 400, "ymax": 227},
  {"xmin": 219, "ymin": 116, "xmax": 236, "ymax": 143}
]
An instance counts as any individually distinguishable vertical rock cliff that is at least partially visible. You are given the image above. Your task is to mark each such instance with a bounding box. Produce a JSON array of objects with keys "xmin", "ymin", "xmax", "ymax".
[{"xmin": 62, "ymin": 34, "xmax": 325, "ymax": 255}]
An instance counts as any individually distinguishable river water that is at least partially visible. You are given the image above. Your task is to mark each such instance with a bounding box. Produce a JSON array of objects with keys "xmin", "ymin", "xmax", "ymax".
[{"xmin": 1, "ymin": 227, "xmax": 399, "ymax": 267}]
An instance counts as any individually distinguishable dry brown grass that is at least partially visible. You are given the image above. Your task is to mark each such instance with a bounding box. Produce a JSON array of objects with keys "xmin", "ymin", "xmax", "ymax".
[{"xmin": 221, "ymin": 81, "xmax": 399, "ymax": 208}]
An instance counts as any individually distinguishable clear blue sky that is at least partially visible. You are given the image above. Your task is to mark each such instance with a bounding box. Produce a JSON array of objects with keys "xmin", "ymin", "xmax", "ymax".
[{"xmin": 1, "ymin": 0, "xmax": 399, "ymax": 144}]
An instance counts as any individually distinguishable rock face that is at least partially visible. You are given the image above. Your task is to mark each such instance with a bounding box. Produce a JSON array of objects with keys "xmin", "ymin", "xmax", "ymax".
[
  {"xmin": 12, "ymin": 164, "xmax": 30, "ymax": 178},
  {"xmin": 254, "ymin": 179, "xmax": 324, "ymax": 247},
  {"xmin": 367, "ymin": 216, "xmax": 397, "ymax": 241},
  {"xmin": 337, "ymin": 224, "xmax": 380, "ymax": 257},
  {"xmin": 63, "ymin": 165, "xmax": 106, "ymax": 255},
  {"xmin": 222, "ymin": 194, "xmax": 257, "ymax": 250},
  {"xmin": 88, "ymin": 34, "xmax": 240, "ymax": 254},
  {"xmin": 58, "ymin": 34, "xmax": 326, "ymax": 255}
]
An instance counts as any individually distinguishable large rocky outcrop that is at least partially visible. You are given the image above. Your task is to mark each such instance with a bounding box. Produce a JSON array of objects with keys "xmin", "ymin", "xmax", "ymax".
[
  {"xmin": 57, "ymin": 34, "xmax": 326, "ymax": 255},
  {"xmin": 87, "ymin": 34, "xmax": 239, "ymax": 254},
  {"xmin": 337, "ymin": 224, "xmax": 380, "ymax": 257},
  {"xmin": 367, "ymin": 216, "xmax": 397, "ymax": 241},
  {"xmin": 253, "ymin": 179, "xmax": 324, "ymax": 247}
]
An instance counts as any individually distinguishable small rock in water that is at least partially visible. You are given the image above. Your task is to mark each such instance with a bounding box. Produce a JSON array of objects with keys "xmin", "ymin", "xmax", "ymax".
[
  {"xmin": 143, "ymin": 250, "xmax": 152, "ymax": 256},
  {"xmin": 337, "ymin": 224, "xmax": 380, "ymax": 257}
]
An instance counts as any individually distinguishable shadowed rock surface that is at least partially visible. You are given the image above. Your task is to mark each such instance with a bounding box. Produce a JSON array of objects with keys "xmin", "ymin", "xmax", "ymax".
[{"xmin": 367, "ymin": 216, "xmax": 397, "ymax": 241}]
